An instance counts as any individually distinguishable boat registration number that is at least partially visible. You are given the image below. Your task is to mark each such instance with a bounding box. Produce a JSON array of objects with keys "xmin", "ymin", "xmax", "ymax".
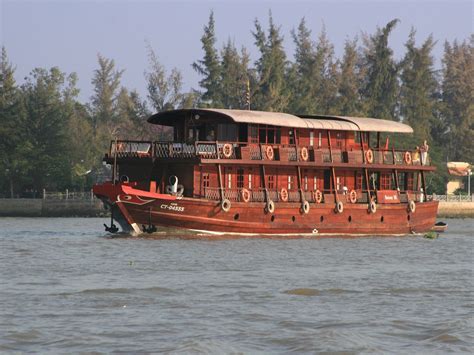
[{"xmin": 160, "ymin": 203, "xmax": 184, "ymax": 212}]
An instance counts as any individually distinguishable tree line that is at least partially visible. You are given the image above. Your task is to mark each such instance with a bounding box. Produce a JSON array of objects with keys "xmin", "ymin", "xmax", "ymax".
[{"xmin": 0, "ymin": 12, "xmax": 472, "ymax": 196}]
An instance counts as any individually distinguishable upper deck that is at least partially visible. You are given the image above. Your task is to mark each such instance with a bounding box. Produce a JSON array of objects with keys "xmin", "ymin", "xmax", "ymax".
[{"xmin": 105, "ymin": 108, "xmax": 433, "ymax": 171}]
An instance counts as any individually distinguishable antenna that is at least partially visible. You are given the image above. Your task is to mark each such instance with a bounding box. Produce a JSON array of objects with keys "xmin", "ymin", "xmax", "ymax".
[{"xmin": 245, "ymin": 79, "xmax": 251, "ymax": 110}]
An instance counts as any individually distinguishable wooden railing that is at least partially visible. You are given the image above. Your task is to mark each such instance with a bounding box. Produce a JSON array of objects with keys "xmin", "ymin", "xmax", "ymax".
[
  {"xmin": 202, "ymin": 187, "xmax": 428, "ymax": 203},
  {"xmin": 107, "ymin": 140, "xmax": 431, "ymax": 166}
]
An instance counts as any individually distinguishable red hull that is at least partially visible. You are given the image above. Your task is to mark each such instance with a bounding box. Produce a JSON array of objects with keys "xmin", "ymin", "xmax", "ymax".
[{"xmin": 94, "ymin": 182, "xmax": 438, "ymax": 236}]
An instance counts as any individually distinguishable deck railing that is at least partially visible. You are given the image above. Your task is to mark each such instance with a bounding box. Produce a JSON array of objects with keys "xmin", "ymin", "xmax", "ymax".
[
  {"xmin": 108, "ymin": 140, "xmax": 431, "ymax": 166},
  {"xmin": 201, "ymin": 187, "xmax": 435, "ymax": 204}
]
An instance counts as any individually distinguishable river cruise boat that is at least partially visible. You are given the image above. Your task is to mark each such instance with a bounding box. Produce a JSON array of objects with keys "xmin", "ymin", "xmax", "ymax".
[{"xmin": 93, "ymin": 109, "xmax": 438, "ymax": 236}]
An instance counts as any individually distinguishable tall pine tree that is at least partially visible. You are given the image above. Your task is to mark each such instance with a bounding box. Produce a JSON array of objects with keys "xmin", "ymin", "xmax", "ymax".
[
  {"xmin": 252, "ymin": 12, "xmax": 288, "ymax": 112},
  {"xmin": 0, "ymin": 47, "xmax": 30, "ymax": 197},
  {"xmin": 399, "ymin": 30, "xmax": 438, "ymax": 140},
  {"xmin": 337, "ymin": 38, "xmax": 364, "ymax": 116},
  {"xmin": 362, "ymin": 19, "xmax": 400, "ymax": 120},
  {"xmin": 192, "ymin": 11, "xmax": 222, "ymax": 107},
  {"xmin": 90, "ymin": 54, "xmax": 124, "ymax": 131},
  {"xmin": 441, "ymin": 36, "xmax": 474, "ymax": 161}
]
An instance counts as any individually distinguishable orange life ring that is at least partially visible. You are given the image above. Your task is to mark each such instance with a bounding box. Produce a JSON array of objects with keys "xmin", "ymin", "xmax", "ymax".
[
  {"xmin": 404, "ymin": 151, "xmax": 412, "ymax": 164},
  {"xmin": 241, "ymin": 188, "xmax": 250, "ymax": 203},
  {"xmin": 300, "ymin": 147, "xmax": 309, "ymax": 161},
  {"xmin": 365, "ymin": 149, "xmax": 374, "ymax": 164},
  {"xmin": 265, "ymin": 145, "xmax": 274, "ymax": 160},
  {"xmin": 312, "ymin": 189, "xmax": 323, "ymax": 204},
  {"xmin": 349, "ymin": 189, "xmax": 357, "ymax": 204},
  {"xmin": 222, "ymin": 143, "xmax": 233, "ymax": 158},
  {"xmin": 280, "ymin": 188, "xmax": 289, "ymax": 202}
]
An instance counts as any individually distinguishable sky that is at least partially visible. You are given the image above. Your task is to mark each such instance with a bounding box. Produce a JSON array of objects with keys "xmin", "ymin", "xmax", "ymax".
[{"xmin": 1, "ymin": 0, "xmax": 473, "ymax": 103}]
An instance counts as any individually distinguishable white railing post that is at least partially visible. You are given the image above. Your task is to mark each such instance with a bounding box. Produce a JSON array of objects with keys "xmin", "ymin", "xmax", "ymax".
[
  {"xmin": 66, "ymin": 189, "xmax": 69, "ymax": 200},
  {"xmin": 43, "ymin": 189, "xmax": 46, "ymax": 199}
]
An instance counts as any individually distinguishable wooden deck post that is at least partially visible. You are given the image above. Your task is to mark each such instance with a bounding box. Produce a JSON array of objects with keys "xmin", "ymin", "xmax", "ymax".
[
  {"xmin": 217, "ymin": 164, "xmax": 224, "ymax": 202},
  {"xmin": 327, "ymin": 131, "xmax": 338, "ymax": 203},
  {"xmin": 421, "ymin": 170, "xmax": 427, "ymax": 202},
  {"xmin": 360, "ymin": 132, "xmax": 371, "ymax": 202},
  {"xmin": 296, "ymin": 166, "xmax": 305, "ymax": 202},
  {"xmin": 260, "ymin": 164, "xmax": 269, "ymax": 203}
]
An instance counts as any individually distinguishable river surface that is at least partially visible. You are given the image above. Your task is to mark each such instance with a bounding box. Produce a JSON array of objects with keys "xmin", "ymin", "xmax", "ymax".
[{"xmin": 0, "ymin": 218, "xmax": 472, "ymax": 353}]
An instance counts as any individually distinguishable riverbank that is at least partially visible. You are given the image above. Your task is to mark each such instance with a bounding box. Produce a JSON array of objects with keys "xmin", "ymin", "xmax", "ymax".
[
  {"xmin": 437, "ymin": 202, "xmax": 474, "ymax": 218},
  {"xmin": 0, "ymin": 199, "xmax": 473, "ymax": 218},
  {"xmin": 0, "ymin": 198, "xmax": 105, "ymax": 217}
]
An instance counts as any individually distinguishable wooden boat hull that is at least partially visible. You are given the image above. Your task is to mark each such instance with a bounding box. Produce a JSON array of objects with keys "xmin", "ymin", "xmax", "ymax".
[{"xmin": 94, "ymin": 182, "xmax": 439, "ymax": 237}]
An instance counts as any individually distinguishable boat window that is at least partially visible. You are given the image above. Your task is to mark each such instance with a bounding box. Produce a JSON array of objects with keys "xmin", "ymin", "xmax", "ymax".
[
  {"xmin": 304, "ymin": 176, "xmax": 308, "ymax": 191},
  {"xmin": 217, "ymin": 123, "xmax": 238, "ymax": 142},
  {"xmin": 313, "ymin": 175, "xmax": 318, "ymax": 190},
  {"xmin": 336, "ymin": 132, "xmax": 345, "ymax": 149},
  {"xmin": 289, "ymin": 130, "xmax": 295, "ymax": 145},
  {"xmin": 248, "ymin": 173, "xmax": 252, "ymax": 189},
  {"xmin": 237, "ymin": 168, "xmax": 244, "ymax": 188},
  {"xmin": 202, "ymin": 173, "xmax": 210, "ymax": 188},
  {"xmin": 249, "ymin": 125, "xmax": 258, "ymax": 143},
  {"xmin": 259, "ymin": 126, "xmax": 267, "ymax": 143},
  {"xmin": 406, "ymin": 173, "xmax": 414, "ymax": 191},
  {"xmin": 268, "ymin": 175, "xmax": 276, "ymax": 189},
  {"xmin": 267, "ymin": 128, "xmax": 275, "ymax": 144},
  {"xmin": 310, "ymin": 131, "xmax": 314, "ymax": 146},
  {"xmin": 275, "ymin": 128, "xmax": 281, "ymax": 144},
  {"xmin": 238, "ymin": 124, "xmax": 248, "ymax": 142},
  {"xmin": 318, "ymin": 132, "xmax": 322, "ymax": 147},
  {"xmin": 288, "ymin": 176, "xmax": 294, "ymax": 190},
  {"xmin": 354, "ymin": 131, "xmax": 361, "ymax": 144},
  {"xmin": 380, "ymin": 173, "xmax": 391, "ymax": 190},
  {"xmin": 355, "ymin": 172, "xmax": 366, "ymax": 190}
]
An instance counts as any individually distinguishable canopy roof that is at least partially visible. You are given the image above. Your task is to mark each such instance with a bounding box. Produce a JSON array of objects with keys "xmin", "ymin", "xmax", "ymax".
[{"xmin": 148, "ymin": 108, "xmax": 413, "ymax": 133}]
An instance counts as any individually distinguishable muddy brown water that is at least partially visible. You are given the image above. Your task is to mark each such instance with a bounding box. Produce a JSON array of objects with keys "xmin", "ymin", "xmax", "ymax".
[{"xmin": 0, "ymin": 217, "xmax": 472, "ymax": 353}]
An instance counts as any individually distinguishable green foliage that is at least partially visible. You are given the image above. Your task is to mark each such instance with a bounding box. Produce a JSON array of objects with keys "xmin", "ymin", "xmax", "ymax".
[
  {"xmin": 20, "ymin": 67, "xmax": 74, "ymax": 191},
  {"xmin": 362, "ymin": 19, "xmax": 400, "ymax": 120},
  {"xmin": 145, "ymin": 44, "xmax": 183, "ymax": 112},
  {"xmin": 252, "ymin": 12, "xmax": 289, "ymax": 111},
  {"xmin": 192, "ymin": 11, "xmax": 222, "ymax": 107},
  {"xmin": 220, "ymin": 40, "xmax": 251, "ymax": 109},
  {"xmin": 337, "ymin": 38, "xmax": 365, "ymax": 116},
  {"xmin": 90, "ymin": 54, "xmax": 124, "ymax": 131},
  {"xmin": 441, "ymin": 36, "xmax": 474, "ymax": 162},
  {"xmin": 400, "ymin": 29, "xmax": 438, "ymax": 141}
]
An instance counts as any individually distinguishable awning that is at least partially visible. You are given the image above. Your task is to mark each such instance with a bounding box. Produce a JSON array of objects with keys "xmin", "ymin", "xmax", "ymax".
[{"xmin": 148, "ymin": 108, "xmax": 413, "ymax": 133}]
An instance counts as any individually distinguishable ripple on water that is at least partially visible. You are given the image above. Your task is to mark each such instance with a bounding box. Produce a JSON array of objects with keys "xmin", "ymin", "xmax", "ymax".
[{"xmin": 283, "ymin": 288, "xmax": 361, "ymax": 296}]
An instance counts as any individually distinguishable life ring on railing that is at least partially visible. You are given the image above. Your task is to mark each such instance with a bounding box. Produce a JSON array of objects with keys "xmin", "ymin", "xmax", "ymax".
[
  {"xmin": 312, "ymin": 189, "xmax": 323, "ymax": 204},
  {"xmin": 266, "ymin": 200, "xmax": 275, "ymax": 214},
  {"xmin": 404, "ymin": 151, "xmax": 412, "ymax": 165},
  {"xmin": 369, "ymin": 199, "xmax": 377, "ymax": 214},
  {"xmin": 241, "ymin": 188, "xmax": 251, "ymax": 203},
  {"xmin": 365, "ymin": 149, "xmax": 374, "ymax": 164},
  {"xmin": 221, "ymin": 199, "xmax": 231, "ymax": 212},
  {"xmin": 265, "ymin": 145, "xmax": 274, "ymax": 160},
  {"xmin": 335, "ymin": 200, "xmax": 344, "ymax": 214},
  {"xmin": 300, "ymin": 147, "xmax": 309, "ymax": 161},
  {"xmin": 222, "ymin": 143, "xmax": 233, "ymax": 158},
  {"xmin": 280, "ymin": 188, "xmax": 289, "ymax": 202},
  {"xmin": 408, "ymin": 200, "xmax": 416, "ymax": 213},
  {"xmin": 302, "ymin": 200, "xmax": 310, "ymax": 214},
  {"xmin": 349, "ymin": 189, "xmax": 357, "ymax": 204}
]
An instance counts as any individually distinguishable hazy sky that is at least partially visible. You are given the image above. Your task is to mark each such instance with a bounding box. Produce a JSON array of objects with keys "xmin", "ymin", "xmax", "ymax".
[{"xmin": 1, "ymin": 0, "xmax": 473, "ymax": 103}]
